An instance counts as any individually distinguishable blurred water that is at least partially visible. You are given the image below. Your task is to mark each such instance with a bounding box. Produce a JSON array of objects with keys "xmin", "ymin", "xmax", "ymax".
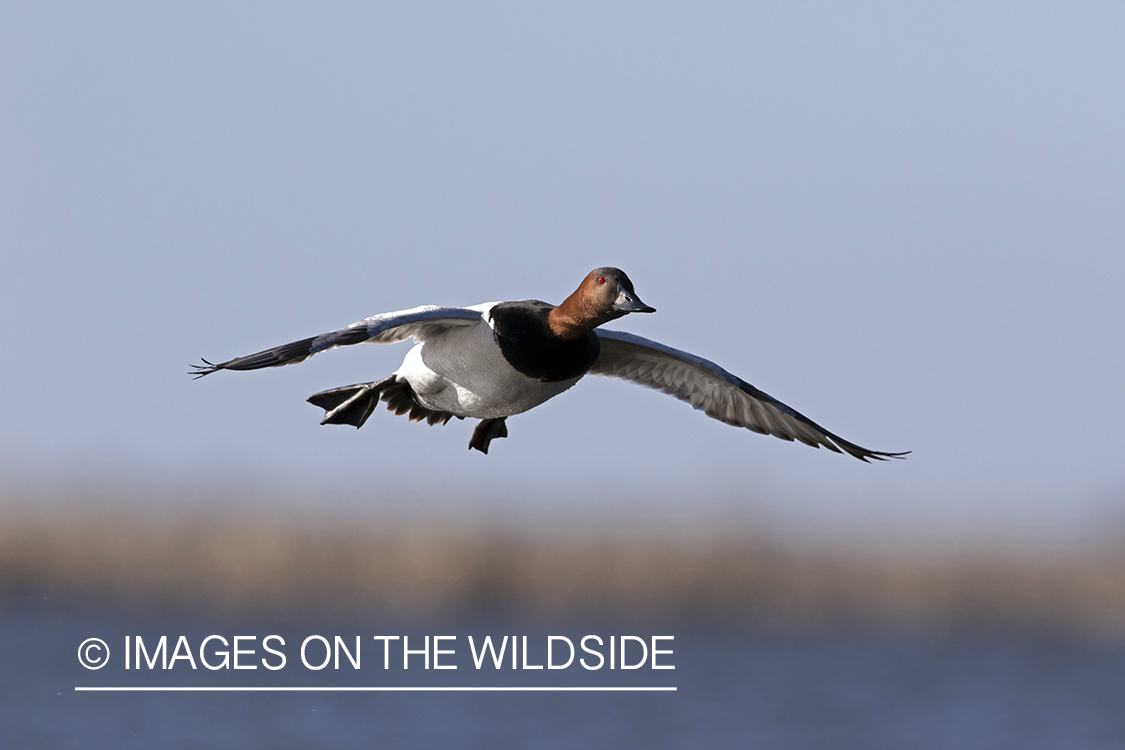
[{"xmin": 3, "ymin": 597, "xmax": 1124, "ymax": 749}]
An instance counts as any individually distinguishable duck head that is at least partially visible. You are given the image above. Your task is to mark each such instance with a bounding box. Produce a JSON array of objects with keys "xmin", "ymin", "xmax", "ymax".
[{"xmin": 548, "ymin": 267, "xmax": 655, "ymax": 340}]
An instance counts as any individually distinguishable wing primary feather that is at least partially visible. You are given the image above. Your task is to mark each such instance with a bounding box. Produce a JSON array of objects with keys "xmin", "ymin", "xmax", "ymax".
[
  {"xmin": 190, "ymin": 335, "xmax": 319, "ymax": 377},
  {"xmin": 191, "ymin": 306, "xmax": 483, "ymax": 378},
  {"xmin": 591, "ymin": 329, "xmax": 909, "ymax": 462}
]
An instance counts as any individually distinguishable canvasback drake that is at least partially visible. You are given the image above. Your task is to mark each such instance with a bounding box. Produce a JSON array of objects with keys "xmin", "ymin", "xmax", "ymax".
[{"xmin": 193, "ymin": 267, "xmax": 906, "ymax": 460}]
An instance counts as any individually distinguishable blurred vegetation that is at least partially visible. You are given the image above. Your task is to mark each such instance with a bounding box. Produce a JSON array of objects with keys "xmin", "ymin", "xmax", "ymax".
[{"xmin": 2, "ymin": 496, "xmax": 1124, "ymax": 636}]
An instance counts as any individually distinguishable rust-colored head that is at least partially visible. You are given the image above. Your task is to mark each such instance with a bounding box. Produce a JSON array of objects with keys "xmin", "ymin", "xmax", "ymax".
[{"xmin": 548, "ymin": 267, "xmax": 655, "ymax": 340}]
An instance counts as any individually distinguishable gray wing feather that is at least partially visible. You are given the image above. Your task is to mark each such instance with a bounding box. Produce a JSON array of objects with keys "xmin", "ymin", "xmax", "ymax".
[
  {"xmin": 591, "ymin": 330, "xmax": 906, "ymax": 462},
  {"xmin": 191, "ymin": 306, "xmax": 482, "ymax": 377}
]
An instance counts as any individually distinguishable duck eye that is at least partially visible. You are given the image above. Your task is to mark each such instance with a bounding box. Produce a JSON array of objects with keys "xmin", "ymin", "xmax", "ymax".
[{"xmin": 597, "ymin": 276, "xmax": 605, "ymax": 285}]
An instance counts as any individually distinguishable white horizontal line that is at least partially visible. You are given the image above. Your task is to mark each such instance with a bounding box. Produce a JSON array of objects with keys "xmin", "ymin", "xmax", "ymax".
[{"xmin": 75, "ymin": 686, "xmax": 676, "ymax": 692}]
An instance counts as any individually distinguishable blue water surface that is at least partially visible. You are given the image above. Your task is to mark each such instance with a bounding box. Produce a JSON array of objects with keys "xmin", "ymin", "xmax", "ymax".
[{"xmin": 3, "ymin": 597, "xmax": 1124, "ymax": 749}]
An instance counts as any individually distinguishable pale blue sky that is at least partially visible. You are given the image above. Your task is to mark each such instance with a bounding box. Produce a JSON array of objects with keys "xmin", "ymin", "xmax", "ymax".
[{"xmin": 2, "ymin": 3, "xmax": 1123, "ymax": 543}]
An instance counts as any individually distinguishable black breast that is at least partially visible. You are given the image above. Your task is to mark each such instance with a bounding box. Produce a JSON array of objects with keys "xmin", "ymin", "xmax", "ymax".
[{"xmin": 489, "ymin": 301, "xmax": 600, "ymax": 382}]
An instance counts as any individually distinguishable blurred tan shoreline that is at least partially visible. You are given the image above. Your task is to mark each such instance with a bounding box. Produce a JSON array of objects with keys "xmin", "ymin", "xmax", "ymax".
[{"xmin": 3, "ymin": 495, "xmax": 1124, "ymax": 637}]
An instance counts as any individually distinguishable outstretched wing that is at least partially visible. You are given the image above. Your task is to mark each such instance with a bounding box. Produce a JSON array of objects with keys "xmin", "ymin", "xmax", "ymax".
[
  {"xmin": 590, "ymin": 330, "xmax": 907, "ymax": 462},
  {"xmin": 191, "ymin": 305, "xmax": 485, "ymax": 378}
]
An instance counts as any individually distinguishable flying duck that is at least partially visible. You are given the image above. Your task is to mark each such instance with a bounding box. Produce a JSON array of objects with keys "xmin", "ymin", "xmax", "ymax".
[{"xmin": 192, "ymin": 267, "xmax": 906, "ymax": 460}]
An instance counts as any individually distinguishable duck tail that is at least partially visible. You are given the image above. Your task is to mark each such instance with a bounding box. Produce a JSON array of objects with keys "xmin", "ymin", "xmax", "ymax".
[
  {"xmin": 308, "ymin": 376, "xmax": 459, "ymax": 429},
  {"xmin": 308, "ymin": 377, "xmax": 395, "ymax": 428}
]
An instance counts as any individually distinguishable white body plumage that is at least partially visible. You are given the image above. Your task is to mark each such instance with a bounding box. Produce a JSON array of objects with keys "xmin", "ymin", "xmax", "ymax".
[{"xmin": 394, "ymin": 304, "xmax": 583, "ymax": 419}]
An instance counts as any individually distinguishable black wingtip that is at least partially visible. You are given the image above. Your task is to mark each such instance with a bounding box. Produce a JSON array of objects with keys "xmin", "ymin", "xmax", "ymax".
[
  {"xmin": 830, "ymin": 436, "xmax": 911, "ymax": 463},
  {"xmin": 189, "ymin": 358, "xmax": 222, "ymax": 379},
  {"xmin": 864, "ymin": 450, "xmax": 911, "ymax": 462}
]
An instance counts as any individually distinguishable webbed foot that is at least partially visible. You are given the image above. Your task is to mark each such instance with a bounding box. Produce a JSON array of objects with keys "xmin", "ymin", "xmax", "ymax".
[{"xmin": 469, "ymin": 418, "xmax": 508, "ymax": 454}]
